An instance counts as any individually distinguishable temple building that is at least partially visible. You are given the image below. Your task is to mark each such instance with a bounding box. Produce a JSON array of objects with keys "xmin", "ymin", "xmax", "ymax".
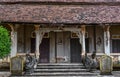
[{"xmin": 0, "ymin": 0, "xmax": 120, "ymax": 64}]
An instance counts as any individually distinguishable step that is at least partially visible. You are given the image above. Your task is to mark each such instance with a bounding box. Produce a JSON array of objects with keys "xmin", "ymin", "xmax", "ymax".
[
  {"xmin": 36, "ymin": 66, "xmax": 85, "ymax": 69},
  {"xmin": 31, "ymin": 72, "xmax": 99, "ymax": 76},
  {"xmin": 37, "ymin": 65, "xmax": 85, "ymax": 69},
  {"xmin": 34, "ymin": 68, "xmax": 87, "ymax": 72},
  {"xmin": 10, "ymin": 75, "xmax": 98, "ymax": 77},
  {"xmin": 11, "ymin": 63, "xmax": 100, "ymax": 77},
  {"xmin": 11, "ymin": 71, "xmax": 100, "ymax": 77},
  {"xmin": 37, "ymin": 64, "xmax": 84, "ymax": 67},
  {"xmin": 37, "ymin": 63, "xmax": 83, "ymax": 66}
]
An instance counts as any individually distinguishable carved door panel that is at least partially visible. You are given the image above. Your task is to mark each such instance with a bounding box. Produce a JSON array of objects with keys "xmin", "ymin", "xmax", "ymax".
[
  {"xmin": 54, "ymin": 32, "xmax": 70, "ymax": 63},
  {"xmin": 70, "ymin": 38, "xmax": 82, "ymax": 63},
  {"xmin": 56, "ymin": 32, "xmax": 64, "ymax": 59},
  {"xmin": 39, "ymin": 38, "xmax": 50, "ymax": 63}
]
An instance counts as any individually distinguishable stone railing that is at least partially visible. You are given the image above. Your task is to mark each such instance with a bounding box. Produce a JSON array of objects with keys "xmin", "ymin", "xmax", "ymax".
[
  {"xmin": 0, "ymin": 56, "xmax": 10, "ymax": 70},
  {"xmin": 16, "ymin": 53, "xmax": 35, "ymax": 61},
  {"xmin": 0, "ymin": 56, "xmax": 10, "ymax": 63},
  {"xmin": 87, "ymin": 53, "xmax": 120, "ymax": 67},
  {"xmin": 0, "ymin": 53, "xmax": 35, "ymax": 63}
]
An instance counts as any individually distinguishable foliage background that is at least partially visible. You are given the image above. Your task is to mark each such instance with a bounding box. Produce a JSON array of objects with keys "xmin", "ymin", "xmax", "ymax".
[{"xmin": 0, "ymin": 26, "xmax": 11, "ymax": 58}]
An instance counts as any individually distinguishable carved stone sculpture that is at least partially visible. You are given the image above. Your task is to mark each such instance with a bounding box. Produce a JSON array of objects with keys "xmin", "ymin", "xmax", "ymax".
[
  {"xmin": 24, "ymin": 54, "xmax": 37, "ymax": 75},
  {"xmin": 83, "ymin": 52, "xmax": 98, "ymax": 72},
  {"xmin": 100, "ymin": 55, "xmax": 113, "ymax": 75}
]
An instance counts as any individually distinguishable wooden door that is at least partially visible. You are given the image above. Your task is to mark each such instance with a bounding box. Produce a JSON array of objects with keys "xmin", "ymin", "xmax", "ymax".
[
  {"xmin": 39, "ymin": 38, "xmax": 50, "ymax": 63},
  {"xmin": 112, "ymin": 39, "xmax": 120, "ymax": 53},
  {"xmin": 30, "ymin": 38, "xmax": 36, "ymax": 53},
  {"xmin": 70, "ymin": 38, "xmax": 82, "ymax": 63},
  {"xmin": 85, "ymin": 38, "xmax": 89, "ymax": 53}
]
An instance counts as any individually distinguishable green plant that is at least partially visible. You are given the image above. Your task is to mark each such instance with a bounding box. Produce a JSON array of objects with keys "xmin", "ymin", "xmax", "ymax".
[{"xmin": 0, "ymin": 26, "xmax": 11, "ymax": 58}]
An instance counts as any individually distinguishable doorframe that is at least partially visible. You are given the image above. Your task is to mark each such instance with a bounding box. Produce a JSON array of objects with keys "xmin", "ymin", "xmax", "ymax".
[
  {"xmin": 35, "ymin": 26, "xmax": 86, "ymax": 62},
  {"xmin": 55, "ymin": 32, "xmax": 57, "ymax": 63},
  {"xmin": 70, "ymin": 38, "xmax": 82, "ymax": 63}
]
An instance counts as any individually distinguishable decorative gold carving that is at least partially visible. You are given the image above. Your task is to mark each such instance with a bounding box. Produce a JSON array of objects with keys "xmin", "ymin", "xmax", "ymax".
[
  {"xmin": 31, "ymin": 31, "xmax": 36, "ymax": 38},
  {"xmin": 34, "ymin": 25, "xmax": 40, "ymax": 31},
  {"xmin": 71, "ymin": 33, "xmax": 78, "ymax": 38},
  {"xmin": 8, "ymin": 24, "xmax": 20, "ymax": 31},
  {"xmin": 43, "ymin": 33, "xmax": 49, "ymax": 38},
  {"xmin": 8, "ymin": 24, "xmax": 14, "ymax": 32},
  {"xmin": 71, "ymin": 32, "xmax": 88, "ymax": 38},
  {"xmin": 103, "ymin": 25, "xmax": 110, "ymax": 31},
  {"xmin": 112, "ymin": 35, "xmax": 120, "ymax": 39},
  {"xmin": 81, "ymin": 25, "xmax": 86, "ymax": 35}
]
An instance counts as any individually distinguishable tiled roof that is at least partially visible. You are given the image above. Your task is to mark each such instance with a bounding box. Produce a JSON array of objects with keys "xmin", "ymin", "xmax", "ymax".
[
  {"xmin": 0, "ymin": 4, "xmax": 120, "ymax": 24},
  {"xmin": 0, "ymin": 0, "xmax": 120, "ymax": 3}
]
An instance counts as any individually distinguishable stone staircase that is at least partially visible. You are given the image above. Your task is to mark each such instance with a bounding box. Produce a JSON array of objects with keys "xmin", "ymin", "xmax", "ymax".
[
  {"xmin": 28, "ymin": 63, "xmax": 99, "ymax": 77},
  {"xmin": 12, "ymin": 63, "xmax": 99, "ymax": 77}
]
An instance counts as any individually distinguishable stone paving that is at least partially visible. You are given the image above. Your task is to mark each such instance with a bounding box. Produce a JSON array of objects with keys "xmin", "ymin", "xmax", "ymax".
[
  {"xmin": 0, "ymin": 71, "xmax": 120, "ymax": 77},
  {"xmin": 0, "ymin": 71, "xmax": 10, "ymax": 77}
]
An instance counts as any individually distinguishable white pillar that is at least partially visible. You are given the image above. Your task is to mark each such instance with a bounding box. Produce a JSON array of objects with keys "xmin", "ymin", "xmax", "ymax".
[
  {"xmin": 35, "ymin": 29, "xmax": 40, "ymax": 59},
  {"xmin": 104, "ymin": 26, "xmax": 110, "ymax": 56},
  {"xmin": 9, "ymin": 24, "xmax": 19, "ymax": 57},
  {"xmin": 35, "ymin": 25, "xmax": 45, "ymax": 59},
  {"xmin": 81, "ymin": 26, "xmax": 86, "ymax": 56},
  {"xmin": 76, "ymin": 26, "xmax": 86, "ymax": 56}
]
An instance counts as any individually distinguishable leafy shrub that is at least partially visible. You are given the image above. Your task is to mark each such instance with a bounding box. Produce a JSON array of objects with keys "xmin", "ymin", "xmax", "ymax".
[{"xmin": 0, "ymin": 26, "xmax": 11, "ymax": 58}]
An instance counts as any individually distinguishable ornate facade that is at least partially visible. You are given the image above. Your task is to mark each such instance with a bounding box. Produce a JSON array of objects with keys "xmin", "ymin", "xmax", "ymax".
[{"xmin": 0, "ymin": 0, "xmax": 120, "ymax": 65}]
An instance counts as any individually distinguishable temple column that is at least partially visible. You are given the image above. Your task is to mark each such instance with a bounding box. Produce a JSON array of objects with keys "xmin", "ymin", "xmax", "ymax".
[
  {"xmin": 9, "ymin": 24, "xmax": 19, "ymax": 57},
  {"xmin": 81, "ymin": 25, "xmax": 86, "ymax": 56},
  {"xmin": 34, "ymin": 25, "xmax": 45, "ymax": 59},
  {"xmin": 35, "ymin": 25, "xmax": 40, "ymax": 59},
  {"xmin": 103, "ymin": 26, "xmax": 111, "ymax": 55},
  {"xmin": 76, "ymin": 25, "xmax": 86, "ymax": 57}
]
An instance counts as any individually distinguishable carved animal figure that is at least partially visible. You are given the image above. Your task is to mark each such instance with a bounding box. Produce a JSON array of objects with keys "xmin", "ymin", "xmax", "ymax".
[
  {"xmin": 25, "ymin": 54, "xmax": 37, "ymax": 75},
  {"xmin": 83, "ymin": 51, "xmax": 98, "ymax": 72}
]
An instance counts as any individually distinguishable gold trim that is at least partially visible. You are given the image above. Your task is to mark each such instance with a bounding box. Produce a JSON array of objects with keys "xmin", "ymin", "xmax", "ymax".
[
  {"xmin": 43, "ymin": 33, "xmax": 49, "ymax": 38},
  {"xmin": 31, "ymin": 31, "xmax": 36, "ymax": 38}
]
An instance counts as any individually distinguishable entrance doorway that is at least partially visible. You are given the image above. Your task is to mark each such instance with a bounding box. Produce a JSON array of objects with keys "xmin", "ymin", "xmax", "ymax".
[
  {"xmin": 39, "ymin": 38, "xmax": 50, "ymax": 63},
  {"xmin": 70, "ymin": 38, "xmax": 82, "ymax": 63},
  {"xmin": 55, "ymin": 32, "xmax": 70, "ymax": 63}
]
